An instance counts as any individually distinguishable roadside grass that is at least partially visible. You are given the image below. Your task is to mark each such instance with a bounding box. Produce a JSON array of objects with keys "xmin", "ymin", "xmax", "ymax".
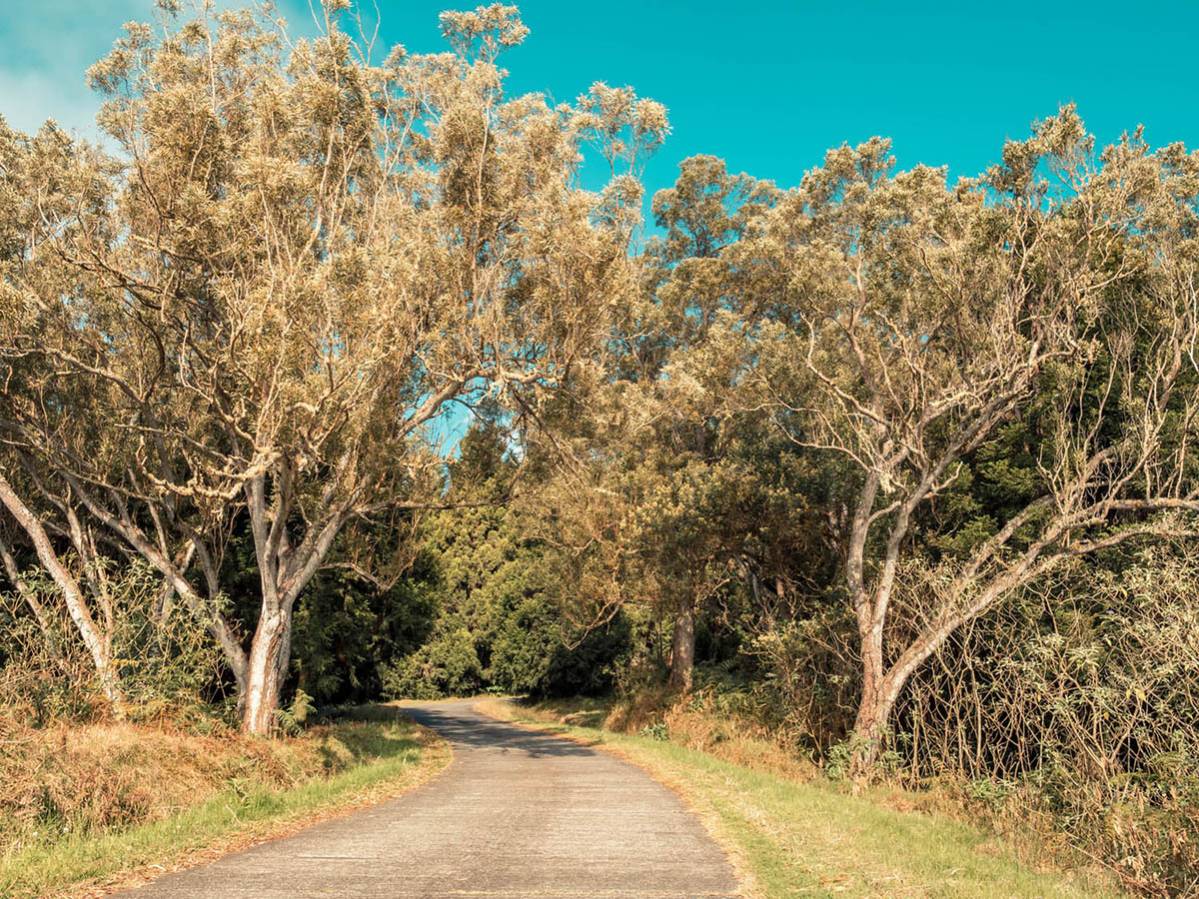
[
  {"xmin": 0, "ymin": 707, "xmax": 450, "ymax": 899},
  {"xmin": 475, "ymin": 697, "xmax": 1124, "ymax": 899}
]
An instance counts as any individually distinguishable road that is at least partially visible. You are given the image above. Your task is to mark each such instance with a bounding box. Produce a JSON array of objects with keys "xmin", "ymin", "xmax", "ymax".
[{"xmin": 119, "ymin": 699, "xmax": 740, "ymax": 898}]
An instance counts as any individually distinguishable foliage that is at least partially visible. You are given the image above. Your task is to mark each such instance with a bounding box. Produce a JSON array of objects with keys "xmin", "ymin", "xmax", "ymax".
[
  {"xmin": 381, "ymin": 424, "xmax": 632, "ymax": 700},
  {"xmin": 0, "ymin": 561, "xmax": 227, "ymax": 727},
  {"xmin": 0, "ymin": 0, "xmax": 656, "ymax": 733},
  {"xmin": 896, "ymin": 551, "xmax": 1199, "ymax": 896},
  {"xmin": 3, "ymin": 3, "xmax": 1199, "ymax": 892}
]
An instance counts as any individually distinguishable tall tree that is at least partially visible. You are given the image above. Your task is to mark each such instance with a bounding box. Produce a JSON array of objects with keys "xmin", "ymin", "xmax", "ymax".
[
  {"xmin": 746, "ymin": 108, "xmax": 1199, "ymax": 765},
  {"xmin": 4, "ymin": 1, "xmax": 657, "ymax": 732},
  {"xmin": 525, "ymin": 155, "xmax": 788, "ymax": 692}
]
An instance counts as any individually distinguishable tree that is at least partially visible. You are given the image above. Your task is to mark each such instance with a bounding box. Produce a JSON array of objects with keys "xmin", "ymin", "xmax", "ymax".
[
  {"xmin": 0, "ymin": 472, "xmax": 125, "ymax": 710},
  {"xmin": 4, "ymin": 1, "xmax": 656, "ymax": 733},
  {"xmin": 524, "ymin": 156, "xmax": 790, "ymax": 693},
  {"xmin": 0, "ymin": 119, "xmax": 140, "ymax": 710},
  {"xmin": 624, "ymin": 156, "xmax": 780, "ymax": 691},
  {"xmin": 747, "ymin": 108, "xmax": 1199, "ymax": 766}
]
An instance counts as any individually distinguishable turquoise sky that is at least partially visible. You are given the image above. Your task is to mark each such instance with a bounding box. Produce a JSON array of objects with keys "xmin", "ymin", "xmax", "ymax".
[
  {"xmin": 2, "ymin": 1, "xmax": 1193, "ymax": 447},
  {"xmin": 3, "ymin": 1, "xmax": 1197, "ymax": 199}
]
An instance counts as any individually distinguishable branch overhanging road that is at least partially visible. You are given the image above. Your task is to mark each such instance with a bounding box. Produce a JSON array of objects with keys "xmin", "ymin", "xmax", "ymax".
[{"xmin": 119, "ymin": 699, "xmax": 741, "ymax": 898}]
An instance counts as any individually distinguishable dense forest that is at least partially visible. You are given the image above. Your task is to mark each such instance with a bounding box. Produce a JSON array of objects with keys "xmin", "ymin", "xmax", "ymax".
[{"xmin": 2, "ymin": 1, "xmax": 1199, "ymax": 894}]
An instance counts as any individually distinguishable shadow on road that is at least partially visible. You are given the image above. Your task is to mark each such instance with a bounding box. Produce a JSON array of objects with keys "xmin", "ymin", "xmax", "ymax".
[{"xmin": 402, "ymin": 704, "xmax": 598, "ymax": 758}]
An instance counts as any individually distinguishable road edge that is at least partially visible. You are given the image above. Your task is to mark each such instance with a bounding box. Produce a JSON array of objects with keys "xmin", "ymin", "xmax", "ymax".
[
  {"xmin": 470, "ymin": 697, "xmax": 758, "ymax": 899},
  {"xmin": 73, "ymin": 718, "xmax": 454, "ymax": 899}
]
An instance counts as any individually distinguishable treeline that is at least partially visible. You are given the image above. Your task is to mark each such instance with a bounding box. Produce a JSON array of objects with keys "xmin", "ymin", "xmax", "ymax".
[{"xmin": 2, "ymin": 2, "xmax": 1199, "ymax": 894}]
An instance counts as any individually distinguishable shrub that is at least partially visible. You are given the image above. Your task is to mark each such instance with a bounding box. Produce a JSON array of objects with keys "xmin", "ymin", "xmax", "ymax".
[
  {"xmin": 896, "ymin": 551, "xmax": 1199, "ymax": 896},
  {"xmin": 381, "ymin": 627, "xmax": 485, "ymax": 699},
  {"xmin": 0, "ymin": 561, "xmax": 227, "ymax": 727}
]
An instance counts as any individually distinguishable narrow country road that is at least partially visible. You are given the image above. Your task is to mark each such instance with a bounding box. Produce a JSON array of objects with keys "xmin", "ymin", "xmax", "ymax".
[{"xmin": 119, "ymin": 700, "xmax": 740, "ymax": 898}]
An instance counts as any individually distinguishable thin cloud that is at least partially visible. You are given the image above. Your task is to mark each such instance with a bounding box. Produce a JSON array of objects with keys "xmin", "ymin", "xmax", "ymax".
[{"xmin": 1, "ymin": 0, "xmax": 312, "ymax": 138}]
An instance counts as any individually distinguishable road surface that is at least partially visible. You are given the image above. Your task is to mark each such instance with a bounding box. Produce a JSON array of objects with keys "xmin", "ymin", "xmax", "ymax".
[{"xmin": 119, "ymin": 699, "xmax": 740, "ymax": 898}]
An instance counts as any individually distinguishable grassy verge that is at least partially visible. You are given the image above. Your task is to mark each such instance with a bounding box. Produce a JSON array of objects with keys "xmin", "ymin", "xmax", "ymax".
[
  {"xmin": 475, "ymin": 697, "xmax": 1123, "ymax": 899},
  {"xmin": 0, "ymin": 706, "xmax": 450, "ymax": 898}
]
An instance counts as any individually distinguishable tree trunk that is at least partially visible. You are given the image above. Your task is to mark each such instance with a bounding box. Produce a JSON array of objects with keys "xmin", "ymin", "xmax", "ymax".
[
  {"xmin": 241, "ymin": 611, "xmax": 290, "ymax": 735},
  {"xmin": 668, "ymin": 600, "xmax": 696, "ymax": 692},
  {"xmin": 850, "ymin": 655, "xmax": 906, "ymax": 773},
  {"xmin": 0, "ymin": 474, "xmax": 124, "ymax": 713},
  {"xmin": 848, "ymin": 614, "xmax": 897, "ymax": 773},
  {"xmin": 850, "ymin": 689, "xmax": 890, "ymax": 771},
  {"xmin": 238, "ymin": 471, "xmax": 356, "ymax": 735}
]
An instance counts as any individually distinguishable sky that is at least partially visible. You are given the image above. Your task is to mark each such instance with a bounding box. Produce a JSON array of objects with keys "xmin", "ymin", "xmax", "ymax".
[
  {"xmin": 5, "ymin": 0, "xmax": 1193, "ymax": 449},
  {"xmin": 3, "ymin": 0, "xmax": 1198, "ymax": 202},
  {"xmin": 3, "ymin": 0, "xmax": 1195, "ymax": 450}
]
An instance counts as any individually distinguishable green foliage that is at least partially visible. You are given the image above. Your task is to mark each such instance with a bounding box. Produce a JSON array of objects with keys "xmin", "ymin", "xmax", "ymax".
[
  {"xmin": 0, "ymin": 560, "xmax": 226, "ymax": 726},
  {"xmin": 290, "ymin": 572, "xmax": 437, "ymax": 706},
  {"xmin": 380, "ymin": 423, "xmax": 632, "ymax": 701},
  {"xmin": 639, "ymin": 721, "xmax": 669, "ymax": 741},
  {"xmin": 382, "ymin": 627, "xmax": 485, "ymax": 699},
  {"xmin": 276, "ymin": 689, "xmax": 314, "ymax": 737},
  {"xmin": 214, "ymin": 518, "xmax": 438, "ymax": 708}
]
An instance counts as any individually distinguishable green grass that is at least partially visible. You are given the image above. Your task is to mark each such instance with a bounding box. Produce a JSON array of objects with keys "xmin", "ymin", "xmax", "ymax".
[
  {"xmin": 1, "ymin": 711, "xmax": 449, "ymax": 899},
  {"xmin": 477, "ymin": 698, "xmax": 1123, "ymax": 899}
]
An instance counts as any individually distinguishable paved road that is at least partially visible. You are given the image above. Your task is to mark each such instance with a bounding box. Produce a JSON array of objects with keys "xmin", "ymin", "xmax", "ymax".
[{"xmin": 121, "ymin": 699, "xmax": 740, "ymax": 898}]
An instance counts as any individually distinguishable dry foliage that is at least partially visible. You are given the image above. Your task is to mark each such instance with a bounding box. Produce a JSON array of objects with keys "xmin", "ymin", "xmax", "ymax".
[
  {"xmin": 896, "ymin": 551, "xmax": 1199, "ymax": 896},
  {"xmin": 0, "ymin": 714, "xmax": 335, "ymax": 853},
  {"xmin": 0, "ymin": 0, "xmax": 661, "ymax": 733}
]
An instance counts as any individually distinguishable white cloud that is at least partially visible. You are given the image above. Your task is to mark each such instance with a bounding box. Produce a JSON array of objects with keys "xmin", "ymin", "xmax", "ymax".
[
  {"xmin": 0, "ymin": 0, "xmax": 151, "ymax": 137},
  {"xmin": 0, "ymin": 0, "xmax": 313, "ymax": 138}
]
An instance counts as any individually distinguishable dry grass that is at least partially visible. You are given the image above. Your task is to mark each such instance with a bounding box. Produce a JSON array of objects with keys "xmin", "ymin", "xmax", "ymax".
[
  {"xmin": 567, "ymin": 689, "xmax": 820, "ymax": 782},
  {"xmin": 2, "ymin": 721, "xmax": 303, "ymax": 851},
  {"xmin": 0, "ymin": 715, "xmax": 366, "ymax": 852},
  {"xmin": 0, "ymin": 706, "xmax": 451, "ymax": 898}
]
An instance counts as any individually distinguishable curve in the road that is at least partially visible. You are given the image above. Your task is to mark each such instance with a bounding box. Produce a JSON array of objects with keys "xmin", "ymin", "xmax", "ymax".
[{"xmin": 118, "ymin": 699, "xmax": 740, "ymax": 898}]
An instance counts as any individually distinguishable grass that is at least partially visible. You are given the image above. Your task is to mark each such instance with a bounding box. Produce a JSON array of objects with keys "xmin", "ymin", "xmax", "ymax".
[
  {"xmin": 475, "ymin": 697, "xmax": 1124, "ymax": 899},
  {"xmin": 0, "ymin": 706, "xmax": 450, "ymax": 898}
]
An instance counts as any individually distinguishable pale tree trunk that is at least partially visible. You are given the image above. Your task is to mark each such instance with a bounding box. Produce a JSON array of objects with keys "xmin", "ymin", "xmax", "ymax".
[
  {"xmin": 62, "ymin": 475, "xmax": 249, "ymax": 706},
  {"xmin": 239, "ymin": 471, "xmax": 352, "ymax": 734},
  {"xmin": 241, "ymin": 610, "xmax": 291, "ymax": 735},
  {"xmin": 235, "ymin": 380, "xmax": 461, "ymax": 735},
  {"xmin": 668, "ymin": 600, "xmax": 696, "ymax": 692},
  {"xmin": 851, "ymin": 613, "xmax": 887, "ymax": 767},
  {"xmin": 0, "ymin": 474, "xmax": 124, "ymax": 712}
]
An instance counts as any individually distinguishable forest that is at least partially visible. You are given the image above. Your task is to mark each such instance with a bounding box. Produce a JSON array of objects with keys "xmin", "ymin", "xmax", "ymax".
[{"xmin": 2, "ymin": 1, "xmax": 1199, "ymax": 896}]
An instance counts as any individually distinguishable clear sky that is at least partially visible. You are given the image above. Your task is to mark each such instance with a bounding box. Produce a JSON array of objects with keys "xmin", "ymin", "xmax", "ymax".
[{"xmin": 3, "ymin": 1, "xmax": 1197, "ymax": 200}]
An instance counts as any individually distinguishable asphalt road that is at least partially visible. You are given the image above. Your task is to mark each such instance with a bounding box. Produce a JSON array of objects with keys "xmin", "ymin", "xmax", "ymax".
[{"xmin": 119, "ymin": 699, "xmax": 740, "ymax": 898}]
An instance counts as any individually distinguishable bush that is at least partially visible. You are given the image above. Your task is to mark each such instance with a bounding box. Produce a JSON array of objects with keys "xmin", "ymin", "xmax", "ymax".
[
  {"xmin": 381, "ymin": 627, "xmax": 485, "ymax": 699},
  {"xmin": 0, "ymin": 561, "xmax": 227, "ymax": 726},
  {"xmin": 474, "ymin": 590, "xmax": 632, "ymax": 698},
  {"xmin": 896, "ymin": 551, "xmax": 1199, "ymax": 896}
]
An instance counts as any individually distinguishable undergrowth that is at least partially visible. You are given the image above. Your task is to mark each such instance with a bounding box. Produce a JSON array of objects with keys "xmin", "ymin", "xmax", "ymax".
[
  {"xmin": 0, "ymin": 705, "xmax": 448, "ymax": 898},
  {"xmin": 482, "ymin": 692, "xmax": 1124, "ymax": 899}
]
